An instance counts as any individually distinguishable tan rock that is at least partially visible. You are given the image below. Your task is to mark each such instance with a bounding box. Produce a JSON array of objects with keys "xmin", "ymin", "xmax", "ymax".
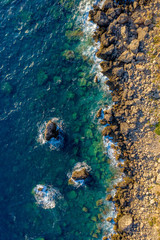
[{"xmin": 118, "ymin": 214, "xmax": 133, "ymax": 232}]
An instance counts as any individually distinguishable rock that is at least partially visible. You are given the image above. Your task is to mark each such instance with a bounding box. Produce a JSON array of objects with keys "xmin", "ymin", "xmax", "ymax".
[
  {"xmin": 97, "ymin": 44, "xmax": 114, "ymax": 59},
  {"xmin": 102, "ymin": 0, "xmax": 113, "ymax": 11},
  {"xmin": 137, "ymin": 27, "xmax": 148, "ymax": 41},
  {"xmin": 33, "ymin": 184, "xmax": 60, "ymax": 209},
  {"xmin": 112, "ymin": 67, "xmax": 124, "ymax": 77},
  {"xmin": 136, "ymin": 52, "xmax": 145, "ymax": 61},
  {"xmin": 106, "ymin": 217, "xmax": 112, "ymax": 222},
  {"xmin": 99, "ymin": 119, "xmax": 107, "ymax": 125},
  {"xmin": 134, "ymin": 17, "xmax": 144, "ymax": 25},
  {"xmin": 68, "ymin": 162, "xmax": 91, "ymax": 187},
  {"xmin": 91, "ymin": 216, "xmax": 97, "ymax": 222},
  {"xmin": 133, "ymin": 1, "xmax": 138, "ymax": 9},
  {"xmin": 94, "ymin": 75, "xmax": 99, "ymax": 83},
  {"xmin": 118, "ymin": 50, "xmax": 134, "ymax": 63},
  {"xmin": 104, "ymin": 108, "xmax": 113, "ymax": 122},
  {"xmin": 118, "ymin": 214, "xmax": 133, "ymax": 232},
  {"xmin": 101, "ymin": 33, "xmax": 116, "ymax": 47},
  {"xmin": 121, "ymin": 26, "xmax": 128, "ymax": 41},
  {"xmin": 62, "ymin": 50, "xmax": 75, "ymax": 60},
  {"xmin": 144, "ymin": 19, "xmax": 152, "ymax": 26},
  {"xmin": 72, "ymin": 167, "xmax": 90, "ymax": 180},
  {"xmin": 106, "ymin": 8, "xmax": 117, "ymax": 20},
  {"xmin": 82, "ymin": 207, "xmax": 88, "ymax": 212},
  {"xmin": 106, "ymin": 194, "xmax": 113, "ymax": 201},
  {"xmin": 102, "ymin": 126, "xmax": 112, "ymax": 136},
  {"xmin": 117, "ymin": 13, "xmax": 128, "ymax": 24},
  {"xmin": 93, "ymin": 11, "xmax": 109, "ymax": 27},
  {"xmin": 128, "ymin": 39, "xmax": 139, "ymax": 54},
  {"xmin": 96, "ymin": 108, "xmax": 102, "ymax": 118},
  {"xmin": 45, "ymin": 120, "xmax": 59, "ymax": 141},
  {"xmin": 100, "ymin": 61, "xmax": 113, "ymax": 73},
  {"xmin": 120, "ymin": 122, "xmax": 130, "ymax": 135}
]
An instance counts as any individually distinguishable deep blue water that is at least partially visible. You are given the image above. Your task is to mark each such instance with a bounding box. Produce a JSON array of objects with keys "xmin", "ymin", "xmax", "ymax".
[{"xmin": 0, "ymin": 0, "xmax": 117, "ymax": 239}]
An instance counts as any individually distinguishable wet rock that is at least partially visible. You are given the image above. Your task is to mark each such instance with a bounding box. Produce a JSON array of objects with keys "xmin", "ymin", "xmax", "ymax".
[
  {"xmin": 93, "ymin": 11, "xmax": 109, "ymax": 27},
  {"xmin": 106, "ymin": 194, "xmax": 113, "ymax": 201},
  {"xmin": 96, "ymin": 44, "xmax": 114, "ymax": 59},
  {"xmin": 117, "ymin": 13, "xmax": 128, "ymax": 24},
  {"xmin": 101, "ymin": 33, "xmax": 116, "ymax": 47},
  {"xmin": 118, "ymin": 214, "xmax": 133, "ymax": 232},
  {"xmin": 45, "ymin": 120, "xmax": 59, "ymax": 141},
  {"xmin": 82, "ymin": 207, "xmax": 88, "ymax": 212},
  {"xmin": 72, "ymin": 167, "xmax": 90, "ymax": 180},
  {"xmin": 96, "ymin": 108, "xmax": 102, "ymax": 118},
  {"xmin": 100, "ymin": 61, "xmax": 113, "ymax": 73},
  {"xmin": 118, "ymin": 50, "xmax": 134, "ymax": 63},
  {"xmin": 62, "ymin": 50, "xmax": 75, "ymax": 60},
  {"xmin": 106, "ymin": 217, "xmax": 112, "ymax": 222},
  {"xmin": 112, "ymin": 67, "xmax": 124, "ymax": 77},
  {"xmin": 68, "ymin": 162, "xmax": 91, "ymax": 187},
  {"xmin": 102, "ymin": 126, "xmax": 112, "ymax": 136},
  {"xmin": 102, "ymin": 0, "xmax": 113, "ymax": 11},
  {"xmin": 94, "ymin": 75, "xmax": 99, "ymax": 83},
  {"xmin": 128, "ymin": 39, "xmax": 139, "ymax": 54},
  {"xmin": 33, "ymin": 184, "xmax": 60, "ymax": 209},
  {"xmin": 99, "ymin": 119, "xmax": 107, "ymax": 125}
]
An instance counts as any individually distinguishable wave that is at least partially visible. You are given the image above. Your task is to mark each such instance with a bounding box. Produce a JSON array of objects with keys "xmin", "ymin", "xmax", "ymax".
[{"xmin": 37, "ymin": 118, "xmax": 64, "ymax": 150}]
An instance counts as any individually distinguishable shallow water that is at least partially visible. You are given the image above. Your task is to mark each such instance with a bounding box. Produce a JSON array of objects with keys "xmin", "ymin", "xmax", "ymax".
[{"xmin": 0, "ymin": 0, "xmax": 119, "ymax": 239}]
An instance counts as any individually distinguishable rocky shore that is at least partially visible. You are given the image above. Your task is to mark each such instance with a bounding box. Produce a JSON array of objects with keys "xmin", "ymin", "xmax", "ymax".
[{"xmin": 90, "ymin": 0, "xmax": 160, "ymax": 239}]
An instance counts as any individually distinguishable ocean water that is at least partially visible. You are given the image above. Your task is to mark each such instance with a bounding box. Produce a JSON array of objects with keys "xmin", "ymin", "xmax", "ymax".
[{"xmin": 0, "ymin": 0, "xmax": 120, "ymax": 239}]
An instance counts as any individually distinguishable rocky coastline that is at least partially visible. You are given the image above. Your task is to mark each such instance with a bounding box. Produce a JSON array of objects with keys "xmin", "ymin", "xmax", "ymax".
[{"xmin": 90, "ymin": 0, "xmax": 160, "ymax": 239}]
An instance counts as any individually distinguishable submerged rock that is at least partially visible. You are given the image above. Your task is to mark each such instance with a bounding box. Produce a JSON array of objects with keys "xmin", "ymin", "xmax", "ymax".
[
  {"xmin": 68, "ymin": 162, "xmax": 92, "ymax": 187},
  {"xmin": 33, "ymin": 184, "xmax": 61, "ymax": 209},
  {"xmin": 45, "ymin": 120, "xmax": 59, "ymax": 141}
]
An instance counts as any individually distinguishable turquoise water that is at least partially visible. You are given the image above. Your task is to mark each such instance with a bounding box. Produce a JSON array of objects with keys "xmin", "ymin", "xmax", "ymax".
[{"xmin": 0, "ymin": 0, "xmax": 118, "ymax": 239}]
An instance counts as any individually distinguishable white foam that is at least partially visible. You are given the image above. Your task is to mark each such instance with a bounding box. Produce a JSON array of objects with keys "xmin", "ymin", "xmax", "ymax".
[
  {"xmin": 37, "ymin": 118, "xmax": 64, "ymax": 150},
  {"xmin": 74, "ymin": 0, "xmax": 123, "ymax": 237}
]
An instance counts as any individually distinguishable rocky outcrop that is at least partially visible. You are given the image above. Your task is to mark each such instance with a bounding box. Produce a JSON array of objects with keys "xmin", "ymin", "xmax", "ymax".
[
  {"xmin": 68, "ymin": 162, "xmax": 92, "ymax": 187},
  {"xmin": 90, "ymin": 0, "xmax": 160, "ymax": 239},
  {"xmin": 45, "ymin": 120, "xmax": 59, "ymax": 141}
]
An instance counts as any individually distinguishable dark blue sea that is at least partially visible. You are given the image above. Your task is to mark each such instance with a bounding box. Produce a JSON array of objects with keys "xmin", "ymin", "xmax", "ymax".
[{"xmin": 0, "ymin": 0, "xmax": 120, "ymax": 239}]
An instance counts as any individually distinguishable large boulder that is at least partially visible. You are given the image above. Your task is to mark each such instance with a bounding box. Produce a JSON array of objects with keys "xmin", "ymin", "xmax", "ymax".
[
  {"xmin": 120, "ymin": 122, "xmax": 130, "ymax": 136},
  {"xmin": 96, "ymin": 44, "xmax": 115, "ymax": 59},
  {"xmin": 118, "ymin": 214, "xmax": 133, "ymax": 232},
  {"xmin": 93, "ymin": 11, "xmax": 109, "ymax": 27},
  {"xmin": 128, "ymin": 39, "xmax": 139, "ymax": 54},
  {"xmin": 117, "ymin": 13, "xmax": 128, "ymax": 24},
  {"xmin": 68, "ymin": 162, "xmax": 91, "ymax": 187},
  {"xmin": 137, "ymin": 27, "xmax": 148, "ymax": 41},
  {"xmin": 118, "ymin": 50, "xmax": 134, "ymax": 63},
  {"xmin": 72, "ymin": 167, "xmax": 89, "ymax": 180},
  {"xmin": 45, "ymin": 120, "xmax": 59, "ymax": 141}
]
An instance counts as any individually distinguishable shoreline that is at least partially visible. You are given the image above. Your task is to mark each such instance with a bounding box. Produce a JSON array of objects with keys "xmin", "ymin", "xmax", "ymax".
[{"xmin": 90, "ymin": 0, "xmax": 160, "ymax": 239}]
